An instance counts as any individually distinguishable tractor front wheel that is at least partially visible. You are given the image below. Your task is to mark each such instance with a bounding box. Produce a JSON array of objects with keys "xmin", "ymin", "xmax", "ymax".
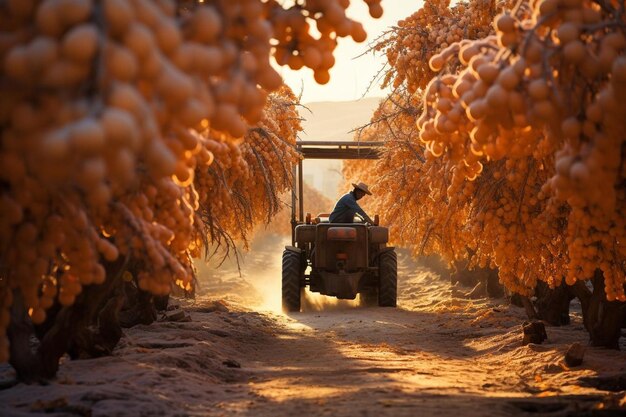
[
  {"xmin": 378, "ymin": 249, "xmax": 397, "ymax": 307},
  {"xmin": 282, "ymin": 250, "xmax": 302, "ymax": 312}
]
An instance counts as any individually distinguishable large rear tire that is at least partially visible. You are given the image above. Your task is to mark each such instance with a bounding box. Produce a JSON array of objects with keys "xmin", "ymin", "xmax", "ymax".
[
  {"xmin": 282, "ymin": 250, "xmax": 302, "ymax": 312},
  {"xmin": 378, "ymin": 249, "xmax": 397, "ymax": 307}
]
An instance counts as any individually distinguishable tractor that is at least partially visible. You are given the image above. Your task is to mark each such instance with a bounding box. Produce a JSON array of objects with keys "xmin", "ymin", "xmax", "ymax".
[{"xmin": 281, "ymin": 141, "xmax": 397, "ymax": 312}]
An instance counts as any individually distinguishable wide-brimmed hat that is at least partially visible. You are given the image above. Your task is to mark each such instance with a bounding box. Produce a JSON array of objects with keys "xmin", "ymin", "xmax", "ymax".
[{"xmin": 352, "ymin": 182, "xmax": 372, "ymax": 195}]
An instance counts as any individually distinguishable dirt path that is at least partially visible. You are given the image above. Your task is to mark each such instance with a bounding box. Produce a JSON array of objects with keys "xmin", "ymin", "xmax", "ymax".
[
  {"xmin": 1, "ymin": 247, "xmax": 625, "ymax": 416},
  {"xmin": 240, "ymin": 307, "xmax": 518, "ymax": 417},
  {"xmin": 219, "ymin": 290, "xmax": 623, "ymax": 417}
]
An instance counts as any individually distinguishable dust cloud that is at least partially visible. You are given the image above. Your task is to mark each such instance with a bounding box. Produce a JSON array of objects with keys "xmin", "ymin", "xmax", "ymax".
[
  {"xmin": 194, "ymin": 233, "xmax": 363, "ymax": 313},
  {"xmin": 193, "ymin": 234, "xmax": 284, "ymax": 311},
  {"xmin": 301, "ymin": 290, "xmax": 361, "ymax": 312}
]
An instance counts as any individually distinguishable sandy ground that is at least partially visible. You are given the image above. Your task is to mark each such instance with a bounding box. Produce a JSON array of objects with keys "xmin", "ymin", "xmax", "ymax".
[{"xmin": 1, "ymin": 238, "xmax": 625, "ymax": 416}]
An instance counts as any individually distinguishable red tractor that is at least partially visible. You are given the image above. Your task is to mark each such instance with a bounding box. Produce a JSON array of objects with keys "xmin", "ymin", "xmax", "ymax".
[{"xmin": 282, "ymin": 141, "xmax": 397, "ymax": 312}]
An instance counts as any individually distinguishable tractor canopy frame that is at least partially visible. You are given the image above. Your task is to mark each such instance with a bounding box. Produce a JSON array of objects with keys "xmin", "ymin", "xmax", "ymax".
[{"xmin": 291, "ymin": 141, "xmax": 384, "ymax": 245}]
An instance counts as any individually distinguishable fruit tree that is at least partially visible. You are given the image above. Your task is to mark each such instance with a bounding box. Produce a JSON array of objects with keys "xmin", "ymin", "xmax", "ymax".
[
  {"xmin": 346, "ymin": 0, "xmax": 625, "ymax": 348},
  {"xmin": 0, "ymin": 0, "xmax": 383, "ymax": 379}
]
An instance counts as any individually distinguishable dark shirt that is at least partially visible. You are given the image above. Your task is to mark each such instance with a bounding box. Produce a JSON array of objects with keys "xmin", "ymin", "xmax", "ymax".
[{"xmin": 329, "ymin": 192, "xmax": 373, "ymax": 223}]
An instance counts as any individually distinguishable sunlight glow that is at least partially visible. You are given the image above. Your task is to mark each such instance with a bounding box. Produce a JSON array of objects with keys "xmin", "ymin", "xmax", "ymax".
[{"xmin": 251, "ymin": 379, "xmax": 358, "ymax": 403}]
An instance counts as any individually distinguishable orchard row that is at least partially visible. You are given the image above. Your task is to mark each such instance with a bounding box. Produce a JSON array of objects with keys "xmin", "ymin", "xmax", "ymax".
[
  {"xmin": 0, "ymin": 0, "xmax": 382, "ymax": 368},
  {"xmin": 347, "ymin": 0, "xmax": 625, "ymax": 311}
]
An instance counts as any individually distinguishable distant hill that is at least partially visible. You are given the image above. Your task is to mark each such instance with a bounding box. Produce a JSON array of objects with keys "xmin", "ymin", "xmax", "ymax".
[
  {"xmin": 296, "ymin": 98, "xmax": 382, "ymax": 199},
  {"xmin": 298, "ymin": 97, "xmax": 382, "ymax": 142}
]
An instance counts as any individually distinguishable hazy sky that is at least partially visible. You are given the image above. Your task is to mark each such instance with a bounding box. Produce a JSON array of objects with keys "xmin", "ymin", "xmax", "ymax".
[{"xmin": 276, "ymin": 2, "xmax": 416, "ymax": 104}]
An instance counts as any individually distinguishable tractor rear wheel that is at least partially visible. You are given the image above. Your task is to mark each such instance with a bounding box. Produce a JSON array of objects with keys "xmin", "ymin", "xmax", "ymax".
[
  {"xmin": 282, "ymin": 250, "xmax": 302, "ymax": 312},
  {"xmin": 378, "ymin": 249, "xmax": 397, "ymax": 307}
]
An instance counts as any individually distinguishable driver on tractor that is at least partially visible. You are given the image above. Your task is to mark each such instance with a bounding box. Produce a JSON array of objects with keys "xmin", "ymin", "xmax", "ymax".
[{"xmin": 329, "ymin": 182, "xmax": 374, "ymax": 224}]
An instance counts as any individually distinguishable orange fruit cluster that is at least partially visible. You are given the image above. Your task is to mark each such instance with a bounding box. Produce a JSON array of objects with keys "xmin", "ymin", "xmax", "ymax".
[
  {"xmin": 0, "ymin": 0, "xmax": 381, "ymax": 363},
  {"xmin": 346, "ymin": 0, "xmax": 625, "ymax": 302},
  {"xmin": 375, "ymin": 0, "xmax": 502, "ymax": 94},
  {"xmin": 270, "ymin": 0, "xmax": 381, "ymax": 84}
]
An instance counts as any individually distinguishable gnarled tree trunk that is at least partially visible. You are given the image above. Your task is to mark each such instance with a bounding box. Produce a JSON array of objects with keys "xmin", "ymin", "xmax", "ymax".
[
  {"xmin": 8, "ymin": 257, "xmax": 127, "ymax": 382},
  {"xmin": 117, "ymin": 261, "xmax": 167, "ymax": 328},
  {"xmin": 582, "ymin": 271, "xmax": 625, "ymax": 350},
  {"xmin": 450, "ymin": 258, "xmax": 503, "ymax": 299},
  {"xmin": 8, "ymin": 291, "xmax": 67, "ymax": 382},
  {"xmin": 67, "ymin": 262, "xmax": 125, "ymax": 359},
  {"xmin": 534, "ymin": 281, "xmax": 573, "ymax": 326}
]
